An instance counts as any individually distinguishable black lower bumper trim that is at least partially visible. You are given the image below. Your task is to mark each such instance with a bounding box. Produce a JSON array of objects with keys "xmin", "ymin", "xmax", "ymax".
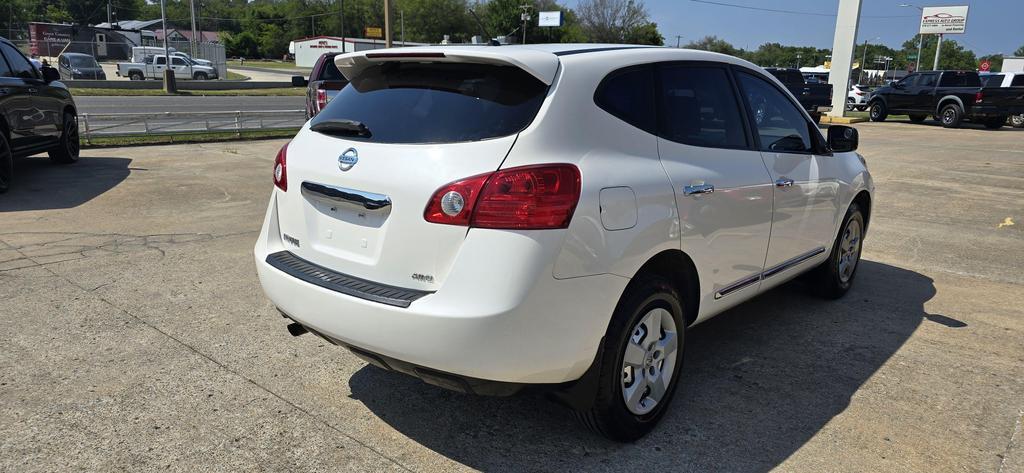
[{"xmin": 266, "ymin": 250, "xmax": 431, "ymax": 308}]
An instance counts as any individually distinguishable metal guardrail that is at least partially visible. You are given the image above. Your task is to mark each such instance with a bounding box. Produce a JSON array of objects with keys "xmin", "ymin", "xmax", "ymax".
[{"xmin": 78, "ymin": 110, "xmax": 306, "ymax": 142}]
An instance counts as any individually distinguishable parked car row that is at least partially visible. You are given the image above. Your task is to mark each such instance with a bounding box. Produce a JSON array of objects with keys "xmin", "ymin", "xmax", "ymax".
[
  {"xmin": 116, "ymin": 54, "xmax": 218, "ymax": 81},
  {"xmin": 867, "ymin": 70, "xmax": 1024, "ymax": 129}
]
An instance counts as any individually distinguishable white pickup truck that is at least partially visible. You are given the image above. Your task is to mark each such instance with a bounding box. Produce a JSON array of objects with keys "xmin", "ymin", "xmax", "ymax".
[{"xmin": 116, "ymin": 54, "xmax": 218, "ymax": 81}]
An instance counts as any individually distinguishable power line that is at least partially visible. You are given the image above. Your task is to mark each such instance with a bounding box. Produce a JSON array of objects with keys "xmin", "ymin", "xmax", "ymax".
[{"xmin": 688, "ymin": 0, "xmax": 917, "ymax": 19}]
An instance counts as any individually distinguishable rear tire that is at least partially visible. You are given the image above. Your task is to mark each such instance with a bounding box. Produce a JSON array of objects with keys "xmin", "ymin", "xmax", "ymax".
[
  {"xmin": 983, "ymin": 116, "xmax": 1006, "ymax": 129},
  {"xmin": 908, "ymin": 114, "xmax": 927, "ymax": 123},
  {"xmin": 811, "ymin": 203, "xmax": 865, "ymax": 299},
  {"xmin": 0, "ymin": 132, "xmax": 12, "ymax": 194},
  {"xmin": 129, "ymin": 71, "xmax": 144, "ymax": 81},
  {"xmin": 868, "ymin": 101, "xmax": 887, "ymax": 122},
  {"xmin": 48, "ymin": 112, "xmax": 80, "ymax": 164},
  {"xmin": 939, "ymin": 103, "xmax": 963, "ymax": 128},
  {"xmin": 574, "ymin": 275, "xmax": 686, "ymax": 442},
  {"xmin": 846, "ymin": 98, "xmax": 856, "ymax": 111},
  {"xmin": 1010, "ymin": 114, "xmax": 1024, "ymax": 128}
]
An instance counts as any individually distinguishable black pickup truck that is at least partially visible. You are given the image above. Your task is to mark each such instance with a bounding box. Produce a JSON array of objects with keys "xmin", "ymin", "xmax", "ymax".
[
  {"xmin": 763, "ymin": 67, "xmax": 833, "ymax": 122},
  {"xmin": 866, "ymin": 70, "xmax": 1024, "ymax": 129}
]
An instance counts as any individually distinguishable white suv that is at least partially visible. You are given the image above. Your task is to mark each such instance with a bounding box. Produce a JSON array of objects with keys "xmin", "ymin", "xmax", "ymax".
[{"xmin": 254, "ymin": 44, "xmax": 874, "ymax": 441}]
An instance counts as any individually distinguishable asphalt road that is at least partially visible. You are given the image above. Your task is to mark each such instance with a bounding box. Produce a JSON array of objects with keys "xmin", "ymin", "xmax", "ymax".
[
  {"xmin": 1, "ymin": 121, "xmax": 1022, "ymax": 472},
  {"xmin": 75, "ymin": 95, "xmax": 305, "ymax": 114}
]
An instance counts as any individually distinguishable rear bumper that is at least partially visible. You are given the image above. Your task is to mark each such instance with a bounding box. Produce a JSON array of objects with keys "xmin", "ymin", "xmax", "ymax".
[
  {"xmin": 254, "ymin": 193, "xmax": 629, "ymax": 385},
  {"xmin": 971, "ymin": 105, "xmax": 1024, "ymax": 117}
]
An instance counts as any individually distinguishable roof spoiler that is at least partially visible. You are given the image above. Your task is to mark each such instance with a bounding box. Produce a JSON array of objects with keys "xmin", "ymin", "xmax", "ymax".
[{"xmin": 333, "ymin": 48, "xmax": 559, "ymax": 85}]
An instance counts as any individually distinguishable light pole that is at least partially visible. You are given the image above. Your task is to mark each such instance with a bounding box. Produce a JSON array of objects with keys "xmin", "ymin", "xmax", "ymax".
[
  {"xmin": 676, "ymin": 35, "xmax": 683, "ymax": 48},
  {"xmin": 796, "ymin": 53, "xmax": 802, "ymax": 68},
  {"xmin": 900, "ymin": 4, "xmax": 924, "ymax": 71}
]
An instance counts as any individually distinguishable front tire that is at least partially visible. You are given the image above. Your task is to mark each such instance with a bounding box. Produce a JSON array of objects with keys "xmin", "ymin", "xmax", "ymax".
[
  {"xmin": 939, "ymin": 103, "xmax": 963, "ymax": 128},
  {"xmin": 194, "ymin": 72, "xmax": 208, "ymax": 81},
  {"xmin": 846, "ymin": 98, "xmax": 856, "ymax": 111},
  {"xmin": 812, "ymin": 203, "xmax": 865, "ymax": 299},
  {"xmin": 0, "ymin": 132, "xmax": 12, "ymax": 194},
  {"xmin": 48, "ymin": 112, "xmax": 80, "ymax": 164},
  {"xmin": 574, "ymin": 276, "xmax": 686, "ymax": 442},
  {"xmin": 868, "ymin": 101, "xmax": 887, "ymax": 122}
]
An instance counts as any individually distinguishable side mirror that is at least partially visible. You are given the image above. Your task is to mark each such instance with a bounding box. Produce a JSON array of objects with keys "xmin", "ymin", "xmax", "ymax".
[
  {"xmin": 827, "ymin": 125, "xmax": 859, "ymax": 153},
  {"xmin": 41, "ymin": 66, "xmax": 60, "ymax": 83},
  {"xmin": 291, "ymin": 75, "xmax": 308, "ymax": 87}
]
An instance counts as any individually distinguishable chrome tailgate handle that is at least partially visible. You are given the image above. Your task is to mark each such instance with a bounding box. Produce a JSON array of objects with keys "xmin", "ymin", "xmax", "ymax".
[{"xmin": 301, "ymin": 182, "xmax": 392, "ymax": 211}]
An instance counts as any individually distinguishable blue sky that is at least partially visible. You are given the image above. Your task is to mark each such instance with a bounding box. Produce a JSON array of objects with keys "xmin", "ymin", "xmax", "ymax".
[{"xmin": 562, "ymin": 0, "xmax": 1023, "ymax": 56}]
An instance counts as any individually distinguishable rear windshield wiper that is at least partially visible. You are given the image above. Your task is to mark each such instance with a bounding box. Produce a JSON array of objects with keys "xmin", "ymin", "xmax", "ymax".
[{"xmin": 310, "ymin": 119, "xmax": 372, "ymax": 138}]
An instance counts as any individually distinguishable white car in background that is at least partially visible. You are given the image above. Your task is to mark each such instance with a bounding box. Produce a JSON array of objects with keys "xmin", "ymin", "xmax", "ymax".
[
  {"xmin": 847, "ymin": 84, "xmax": 872, "ymax": 111},
  {"xmin": 980, "ymin": 71, "xmax": 1024, "ymax": 128},
  {"xmin": 254, "ymin": 44, "xmax": 874, "ymax": 441}
]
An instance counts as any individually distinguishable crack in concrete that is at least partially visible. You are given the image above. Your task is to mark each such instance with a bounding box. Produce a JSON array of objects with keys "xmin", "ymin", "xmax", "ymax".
[
  {"xmin": 999, "ymin": 408, "xmax": 1024, "ymax": 473},
  {"xmin": 0, "ymin": 231, "xmax": 257, "ymax": 272},
  {"xmin": 0, "ymin": 237, "xmax": 416, "ymax": 472}
]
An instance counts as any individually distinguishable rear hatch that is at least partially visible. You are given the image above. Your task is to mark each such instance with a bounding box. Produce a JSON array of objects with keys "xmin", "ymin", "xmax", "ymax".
[{"xmin": 276, "ymin": 55, "xmax": 552, "ymax": 291}]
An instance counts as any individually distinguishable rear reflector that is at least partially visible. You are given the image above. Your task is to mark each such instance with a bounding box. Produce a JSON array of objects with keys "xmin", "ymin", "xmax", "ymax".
[
  {"xmin": 424, "ymin": 164, "xmax": 581, "ymax": 230},
  {"xmin": 273, "ymin": 143, "xmax": 288, "ymax": 191}
]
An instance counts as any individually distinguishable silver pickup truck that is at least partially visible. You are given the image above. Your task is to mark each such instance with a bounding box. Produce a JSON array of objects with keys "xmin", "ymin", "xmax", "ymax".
[{"xmin": 116, "ymin": 54, "xmax": 218, "ymax": 81}]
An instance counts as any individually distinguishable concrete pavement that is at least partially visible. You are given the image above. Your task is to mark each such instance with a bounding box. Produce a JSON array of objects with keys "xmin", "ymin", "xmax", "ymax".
[{"xmin": 0, "ymin": 122, "xmax": 1022, "ymax": 472}]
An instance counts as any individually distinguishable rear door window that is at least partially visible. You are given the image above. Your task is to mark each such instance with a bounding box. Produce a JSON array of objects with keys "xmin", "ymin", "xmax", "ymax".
[
  {"xmin": 939, "ymin": 72, "xmax": 981, "ymax": 87},
  {"xmin": 917, "ymin": 74, "xmax": 938, "ymax": 87},
  {"xmin": 311, "ymin": 62, "xmax": 548, "ymax": 144},
  {"xmin": 981, "ymin": 74, "xmax": 1004, "ymax": 87},
  {"xmin": 657, "ymin": 64, "xmax": 748, "ymax": 149},
  {"xmin": 1012, "ymin": 75, "xmax": 1024, "ymax": 87}
]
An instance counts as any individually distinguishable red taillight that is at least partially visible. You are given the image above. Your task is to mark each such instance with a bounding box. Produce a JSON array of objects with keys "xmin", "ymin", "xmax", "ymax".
[
  {"xmin": 975, "ymin": 91, "xmax": 984, "ymax": 103},
  {"xmin": 424, "ymin": 164, "xmax": 581, "ymax": 230},
  {"xmin": 315, "ymin": 88, "xmax": 328, "ymax": 112},
  {"xmin": 273, "ymin": 143, "xmax": 288, "ymax": 191},
  {"xmin": 855, "ymin": 91, "xmax": 865, "ymax": 96}
]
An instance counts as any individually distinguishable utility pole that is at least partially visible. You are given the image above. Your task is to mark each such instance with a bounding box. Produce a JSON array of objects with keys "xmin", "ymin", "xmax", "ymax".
[
  {"xmin": 339, "ymin": 0, "xmax": 345, "ymax": 45},
  {"xmin": 160, "ymin": 0, "xmax": 176, "ymax": 93},
  {"xmin": 858, "ymin": 39, "xmax": 868, "ymax": 84},
  {"xmin": 107, "ymin": 1, "xmax": 112, "ymax": 25},
  {"xmin": 401, "ymin": 10, "xmax": 404, "ymax": 45},
  {"xmin": 520, "ymin": 5, "xmax": 531, "ymax": 44},
  {"xmin": 189, "ymin": 0, "xmax": 198, "ymax": 59},
  {"xmin": 676, "ymin": 35, "xmax": 682, "ymax": 48},
  {"xmin": 384, "ymin": 0, "xmax": 392, "ymax": 48}
]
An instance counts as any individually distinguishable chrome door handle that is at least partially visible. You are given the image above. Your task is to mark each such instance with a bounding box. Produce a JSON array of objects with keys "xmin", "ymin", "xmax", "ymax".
[
  {"xmin": 27, "ymin": 88, "xmax": 38, "ymax": 93},
  {"xmin": 683, "ymin": 184, "xmax": 715, "ymax": 195},
  {"xmin": 775, "ymin": 178, "xmax": 795, "ymax": 188}
]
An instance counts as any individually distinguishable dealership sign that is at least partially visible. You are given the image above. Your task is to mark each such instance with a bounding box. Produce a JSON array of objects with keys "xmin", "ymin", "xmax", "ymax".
[
  {"xmin": 919, "ymin": 6, "xmax": 969, "ymax": 34},
  {"xmin": 538, "ymin": 11, "xmax": 563, "ymax": 27}
]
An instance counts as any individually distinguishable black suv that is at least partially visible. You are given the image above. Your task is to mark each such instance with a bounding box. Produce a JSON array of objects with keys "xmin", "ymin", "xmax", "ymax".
[
  {"xmin": 0, "ymin": 37, "xmax": 79, "ymax": 193},
  {"xmin": 292, "ymin": 52, "xmax": 349, "ymax": 119}
]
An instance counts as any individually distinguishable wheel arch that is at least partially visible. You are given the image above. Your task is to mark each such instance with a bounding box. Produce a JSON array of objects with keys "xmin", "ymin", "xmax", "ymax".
[
  {"xmin": 935, "ymin": 95, "xmax": 964, "ymax": 116},
  {"xmin": 852, "ymin": 190, "xmax": 872, "ymax": 235},
  {"xmin": 625, "ymin": 250, "xmax": 700, "ymax": 327}
]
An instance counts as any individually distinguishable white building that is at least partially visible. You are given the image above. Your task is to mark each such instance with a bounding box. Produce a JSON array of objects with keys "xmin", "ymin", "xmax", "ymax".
[
  {"xmin": 290, "ymin": 36, "xmax": 426, "ymax": 68},
  {"xmin": 1003, "ymin": 57, "xmax": 1024, "ymax": 73}
]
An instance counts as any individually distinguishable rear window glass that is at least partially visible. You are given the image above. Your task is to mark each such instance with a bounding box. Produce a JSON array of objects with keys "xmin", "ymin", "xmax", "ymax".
[
  {"xmin": 766, "ymin": 69, "xmax": 803, "ymax": 85},
  {"xmin": 981, "ymin": 74, "xmax": 1004, "ymax": 87},
  {"xmin": 1013, "ymin": 75, "xmax": 1024, "ymax": 87},
  {"xmin": 939, "ymin": 72, "xmax": 981, "ymax": 87},
  {"xmin": 317, "ymin": 56, "xmax": 345, "ymax": 81},
  {"xmin": 311, "ymin": 62, "xmax": 547, "ymax": 144},
  {"xmin": 594, "ymin": 65, "xmax": 656, "ymax": 134}
]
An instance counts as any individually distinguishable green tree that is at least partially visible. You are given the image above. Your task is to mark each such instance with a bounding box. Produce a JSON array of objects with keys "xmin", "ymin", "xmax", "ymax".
[
  {"xmin": 683, "ymin": 35, "xmax": 739, "ymax": 55},
  {"xmin": 902, "ymin": 34, "xmax": 976, "ymax": 71},
  {"xmin": 574, "ymin": 0, "xmax": 661, "ymax": 45},
  {"xmin": 1015, "ymin": 45, "xmax": 1024, "ymax": 57}
]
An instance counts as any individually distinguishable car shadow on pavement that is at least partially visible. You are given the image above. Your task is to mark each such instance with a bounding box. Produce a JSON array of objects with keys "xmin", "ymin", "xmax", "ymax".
[
  {"xmin": 348, "ymin": 260, "xmax": 952, "ymax": 472},
  {"xmin": 0, "ymin": 156, "xmax": 131, "ymax": 212}
]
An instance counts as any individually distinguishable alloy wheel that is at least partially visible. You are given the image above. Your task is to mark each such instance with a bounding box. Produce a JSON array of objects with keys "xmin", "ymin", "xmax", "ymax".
[
  {"xmin": 837, "ymin": 219, "xmax": 862, "ymax": 283},
  {"xmin": 620, "ymin": 307, "xmax": 679, "ymax": 416}
]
